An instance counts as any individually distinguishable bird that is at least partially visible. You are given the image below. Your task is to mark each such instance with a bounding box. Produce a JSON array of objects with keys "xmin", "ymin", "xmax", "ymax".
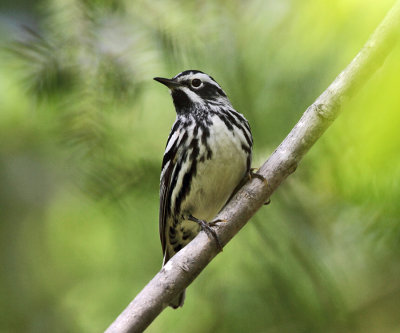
[{"xmin": 154, "ymin": 70, "xmax": 254, "ymax": 308}]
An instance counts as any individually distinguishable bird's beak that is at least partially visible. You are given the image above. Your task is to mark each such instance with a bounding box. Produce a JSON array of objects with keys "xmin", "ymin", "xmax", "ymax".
[{"xmin": 153, "ymin": 77, "xmax": 181, "ymax": 89}]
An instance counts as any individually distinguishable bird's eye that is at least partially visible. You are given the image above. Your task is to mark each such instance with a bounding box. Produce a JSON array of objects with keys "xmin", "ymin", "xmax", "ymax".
[{"xmin": 191, "ymin": 79, "xmax": 202, "ymax": 88}]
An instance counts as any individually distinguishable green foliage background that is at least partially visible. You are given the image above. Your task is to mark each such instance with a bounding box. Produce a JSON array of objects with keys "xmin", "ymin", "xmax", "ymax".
[{"xmin": 1, "ymin": 0, "xmax": 399, "ymax": 332}]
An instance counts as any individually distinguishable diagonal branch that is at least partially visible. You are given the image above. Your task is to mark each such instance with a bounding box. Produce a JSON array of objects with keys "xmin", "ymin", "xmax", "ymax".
[{"xmin": 105, "ymin": 2, "xmax": 400, "ymax": 332}]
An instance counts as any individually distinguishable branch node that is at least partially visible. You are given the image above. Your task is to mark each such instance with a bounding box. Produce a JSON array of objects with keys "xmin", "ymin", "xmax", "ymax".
[{"xmin": 314, "ymin": 103, "xmax": 338, "ymax": 121}]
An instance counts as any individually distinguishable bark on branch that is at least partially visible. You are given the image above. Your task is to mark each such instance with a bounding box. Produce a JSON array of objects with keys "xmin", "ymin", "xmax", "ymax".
[{"xmin": 106, "ymin": 2, "xmax": 400, "ymax": 332}]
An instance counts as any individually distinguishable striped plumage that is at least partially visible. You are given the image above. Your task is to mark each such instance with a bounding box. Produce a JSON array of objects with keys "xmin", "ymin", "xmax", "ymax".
[{"xmin": 154, "ymin": 70, "xmax": 253, "ymax": 308}]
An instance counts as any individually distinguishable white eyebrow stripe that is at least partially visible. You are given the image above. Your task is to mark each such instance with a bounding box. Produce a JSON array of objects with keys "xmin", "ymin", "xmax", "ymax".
[
  {"xmin": 173, "ymin": 72, "xmax": 222, "ymax": 90},
  {"xmin": 191, "ymin": 73, "xmax": 222, "ymax": 89}
]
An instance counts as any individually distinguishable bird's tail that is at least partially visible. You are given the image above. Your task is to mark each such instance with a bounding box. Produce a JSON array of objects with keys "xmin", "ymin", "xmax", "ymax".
[{"xmin": 169, "ymin": 290, "xmax": 185, "ymax": 309}]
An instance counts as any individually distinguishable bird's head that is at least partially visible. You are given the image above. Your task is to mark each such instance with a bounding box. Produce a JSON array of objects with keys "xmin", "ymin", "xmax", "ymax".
[{"xmin": 154, "ymin": 70, "xmax": 229, "ymax": 112}]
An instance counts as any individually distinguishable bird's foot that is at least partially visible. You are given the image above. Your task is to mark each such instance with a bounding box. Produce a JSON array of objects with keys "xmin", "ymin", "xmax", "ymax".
[
  {"xmin": 249, "ymin": 168, "xmax": 268, "ymax": 184},
  {"xmin": 188, "ymin": 215, "xmax": 224, "ymax": 252},
  {"xmin": 208, "ymin": 218, "xmax": 228, "ymax": 227},
  {"xmin": 249, "ymin": 168, "xmax": 271, "ymax": 205}
]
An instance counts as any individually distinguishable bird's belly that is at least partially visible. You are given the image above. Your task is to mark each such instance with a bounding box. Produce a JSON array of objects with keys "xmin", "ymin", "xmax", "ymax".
[{"xmin": 181, "ymin": 129, "xmax": 248, "ymax": 222}]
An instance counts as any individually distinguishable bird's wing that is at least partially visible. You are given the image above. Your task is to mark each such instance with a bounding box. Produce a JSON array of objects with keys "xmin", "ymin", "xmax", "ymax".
[
  {"xmin": 159, "ymin": 120, "xmax": 182, "ymax": 261},
  {"xmin": 159, "ymin": 159, "xmax": 174, "ymax": 257}
]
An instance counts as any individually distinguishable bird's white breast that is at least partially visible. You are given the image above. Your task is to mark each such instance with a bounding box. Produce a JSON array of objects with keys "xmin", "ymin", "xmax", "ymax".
[{"xmin": 181, "ymin": 115, "xmax": 248, "ymax": 221}]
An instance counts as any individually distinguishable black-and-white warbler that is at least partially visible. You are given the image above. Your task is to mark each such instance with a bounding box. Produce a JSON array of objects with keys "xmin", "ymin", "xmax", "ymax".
[{"xmin": 154, "ymin": 70, "xmax": 253, "ymax": 308}]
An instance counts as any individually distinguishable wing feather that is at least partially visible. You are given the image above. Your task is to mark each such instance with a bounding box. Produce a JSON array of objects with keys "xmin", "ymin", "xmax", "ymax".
[{"xmin": 159, "ymin": 120, "xmax": 182, "ymax": 258}]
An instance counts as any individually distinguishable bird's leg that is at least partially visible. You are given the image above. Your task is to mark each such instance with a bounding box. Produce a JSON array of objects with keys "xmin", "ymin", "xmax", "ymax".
[
  {"xmin": 249, "ymin": 168, "xmax": 267, "ymax": 184},
  {"xmin": 188, "ymin": 215, "xmax": 224, "ymax": 252},
  {"xmin": 208, "ymin": 218, "xmax": 228, "ymax": 227},
  {"xmin": 249, "ymin": 168, "xmax": 271, "ymax": 205}
]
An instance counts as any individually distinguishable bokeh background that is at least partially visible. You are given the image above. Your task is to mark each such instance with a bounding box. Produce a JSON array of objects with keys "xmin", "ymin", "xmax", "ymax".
[{"xmin": 1, "ymin": 0, "xmax": 400, "ymax": 332}]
